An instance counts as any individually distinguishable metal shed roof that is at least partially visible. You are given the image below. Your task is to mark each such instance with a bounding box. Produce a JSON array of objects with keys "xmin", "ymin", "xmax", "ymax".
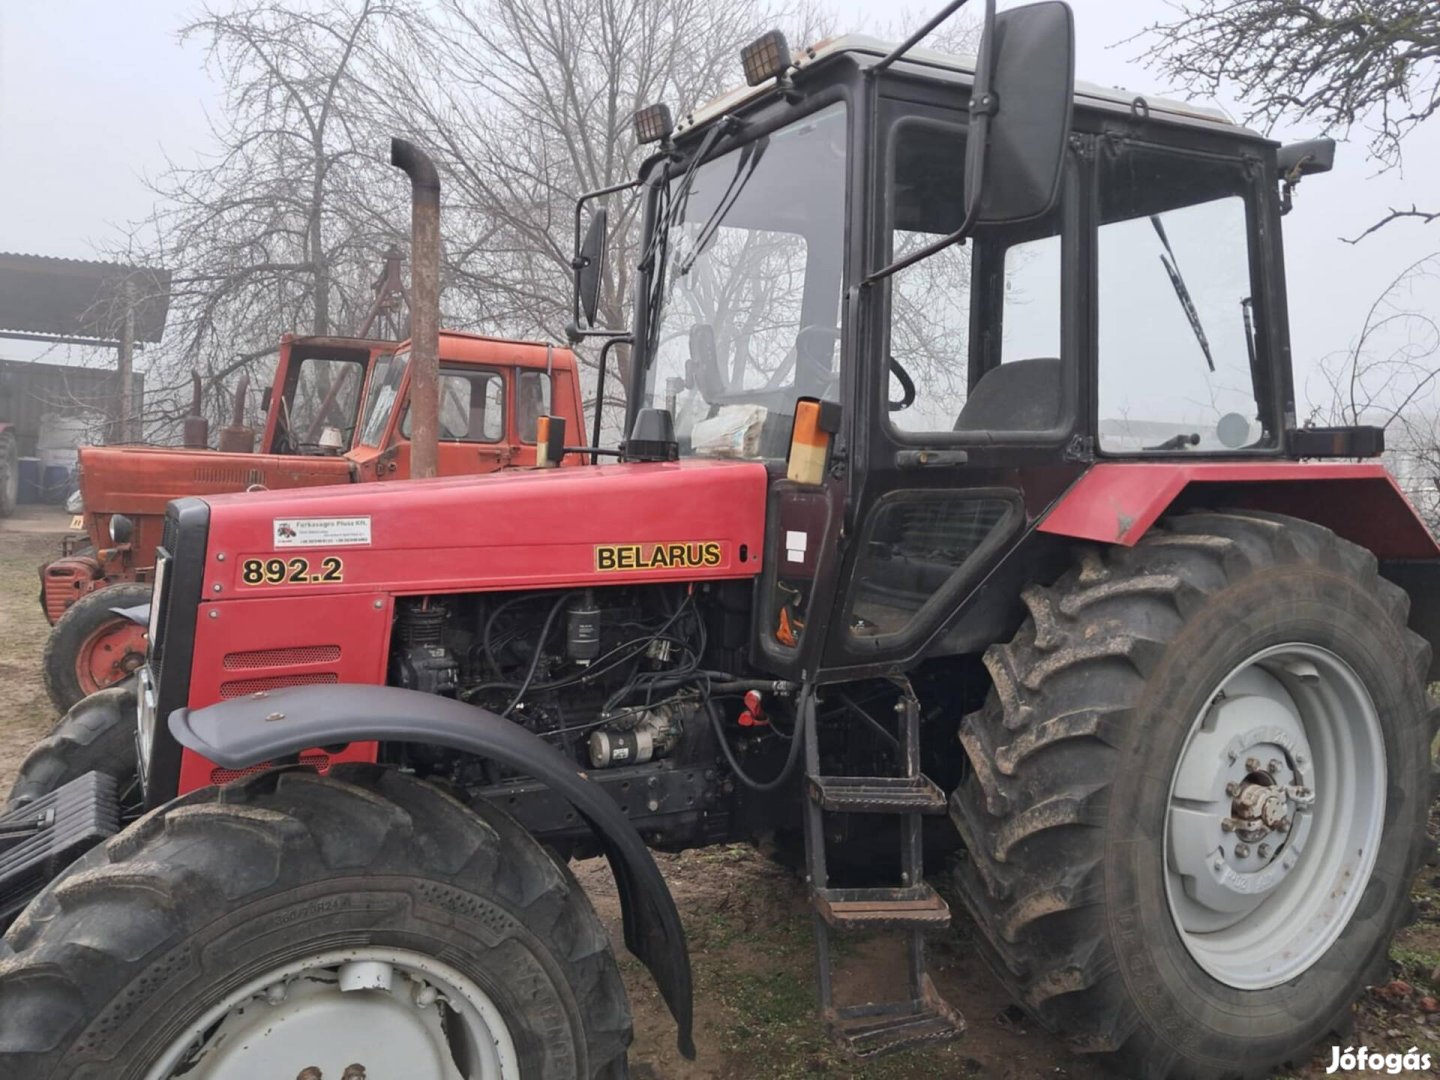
[{"xmin": 0, "ymin": 253, "xmax": 171, "ymax": 344}]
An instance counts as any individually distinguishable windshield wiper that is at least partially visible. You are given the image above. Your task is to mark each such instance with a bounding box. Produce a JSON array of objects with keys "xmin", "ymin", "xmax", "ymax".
[
  {"xmin": 1150, "ymin": 215, "xmax": 1215, "ymax": 372},
  {"xmin": 675, "ymin": 135, "xmax": 770, "ymax": 278},
  {"xmin": 639, "ymin": 119, "xmax": 738, "ymax": 354}
]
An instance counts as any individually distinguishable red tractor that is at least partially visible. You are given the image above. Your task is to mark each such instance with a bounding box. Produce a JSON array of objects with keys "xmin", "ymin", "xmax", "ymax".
[
  {"xmin": 38, "ymin": 318, "xmax": 585, "ymax": 713},
  {"xmin": 2, "ymin": 3, "xmax": 1436, "ymax": 1078}
]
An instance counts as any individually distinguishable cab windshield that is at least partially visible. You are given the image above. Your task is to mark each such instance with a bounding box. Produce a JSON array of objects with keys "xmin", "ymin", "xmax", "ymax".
[
  {"xmin": 643, "ymin": 102, "xmax": 847, "ymax": 460},
  {"xmin": 357, "ymin": 349, "xmax": 409, "ymax": 447}
]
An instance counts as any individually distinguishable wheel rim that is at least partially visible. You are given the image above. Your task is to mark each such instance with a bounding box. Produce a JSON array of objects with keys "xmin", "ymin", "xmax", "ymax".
[
  {"xmin": 143, "ymin": 946, "xmax": 520, "ymax": 1080},
  {"xmin": 76, "ymin": 618, "xmax": 147, "ymax": 694},
  {"xmin": 1163, "ymin": 642, "xmax": 1386, "ymax": 990}
]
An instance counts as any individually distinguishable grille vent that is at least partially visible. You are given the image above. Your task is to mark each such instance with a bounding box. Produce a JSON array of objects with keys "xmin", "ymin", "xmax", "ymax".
[
  {"xmin": 218, "ymin": 672, "xmax": 338, "ymax": 699},
  {"xmin": 223, "ymin": 645, "xmax": 341, "ymax": 670}
]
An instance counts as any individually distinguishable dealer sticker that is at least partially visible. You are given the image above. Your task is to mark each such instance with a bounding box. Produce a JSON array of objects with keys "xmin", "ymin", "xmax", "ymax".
[{"xmin": 273, "ymin": 516, "xmax": 371, "ymax": 549}]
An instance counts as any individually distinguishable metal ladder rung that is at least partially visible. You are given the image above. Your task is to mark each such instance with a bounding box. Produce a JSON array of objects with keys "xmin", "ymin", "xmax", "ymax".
[
  {"xmin": 812, "ymin": 884, "xmax": 951, "ymax": 930},
  {"xmin": 806, "ymin": 774, "xmax": 947, "ymax": 814}
]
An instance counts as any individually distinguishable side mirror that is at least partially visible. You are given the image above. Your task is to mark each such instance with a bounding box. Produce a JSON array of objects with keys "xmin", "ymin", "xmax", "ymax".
[
  {"xmin": 575, "ymin": 207, "xmax": 608, "ymax": 329},
  {"xmin": 1277, "ymin": 137, "xmax": 1335, "ymax": 179},
  {"xmin": 686, "ymin": 324, "xmax": 727, "ymax": 400},
  {"xmin": 965, "ymin": 1, "xmax": 1075, "ymax": 226}
]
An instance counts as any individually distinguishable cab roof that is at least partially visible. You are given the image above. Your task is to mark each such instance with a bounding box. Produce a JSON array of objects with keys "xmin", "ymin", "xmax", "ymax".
[{"xmin": 674, "ymin": 33, "xmax": 1257, "ymax": 141}]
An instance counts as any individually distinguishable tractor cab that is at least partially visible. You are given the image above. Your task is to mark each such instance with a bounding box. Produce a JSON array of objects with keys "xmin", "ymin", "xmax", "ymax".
[{"xmin": 573, "ymin": 4, "xmax": 1359, "ymax": 683}]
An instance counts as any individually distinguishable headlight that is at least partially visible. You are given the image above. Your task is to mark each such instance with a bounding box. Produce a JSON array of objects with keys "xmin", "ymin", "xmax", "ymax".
[{"xmin": 109, "ymin": 513, "xmax": 134, "ymax": 544}]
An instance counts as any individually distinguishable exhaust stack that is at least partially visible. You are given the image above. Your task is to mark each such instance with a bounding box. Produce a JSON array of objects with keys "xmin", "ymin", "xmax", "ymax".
[
  {"xmin": 182, "ymin": 372, "xmax": 209, "ymax": 449},
  {"xmin": 390, "ymin": 137, "xmax": 440, "ymax": 479},
  {"xmin": 216, "ymin": 373, "xmax": 255, "ymax": 453}
]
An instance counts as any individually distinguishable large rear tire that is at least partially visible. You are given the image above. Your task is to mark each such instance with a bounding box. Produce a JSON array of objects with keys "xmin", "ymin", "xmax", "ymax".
[
  {"xmin": 950, "ymin": 512, "xmax": 1434, "ymax": 1079},
  {"xmin": 41, "ymin": 581, "xmax": 151, "ymax": 714},
  {"xmin": 0, "ymin": 766, "xmax": 632, "ymax": 1080},
  {"xmin": 0, "ymin": 429, "xmax": 18, "ymax": 518}
]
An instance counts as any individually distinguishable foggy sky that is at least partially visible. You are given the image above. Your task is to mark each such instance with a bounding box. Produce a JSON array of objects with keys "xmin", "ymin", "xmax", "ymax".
[{"xmin": 2, "ymin": 0, "xmax": 1438, "ymax": 414}]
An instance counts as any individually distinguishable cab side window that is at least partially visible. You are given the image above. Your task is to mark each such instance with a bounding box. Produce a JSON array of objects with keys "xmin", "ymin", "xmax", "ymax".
[
  {"xmin": 401, "ymin": 368, "xmax": 504, "ymax": 442},
  {"xmin": 1096, "ymin": 144, "xmax": 1270, "ymax": 452},
  {"xmin": 885, "ymin": 118, "xmax": 1064, "ymax": 436}
]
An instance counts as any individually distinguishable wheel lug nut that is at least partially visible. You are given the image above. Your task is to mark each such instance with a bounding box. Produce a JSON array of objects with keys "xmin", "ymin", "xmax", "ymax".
[
  {"xmin": 1268, "ymin": 759, "xmax": 1281, "ymax": 774},
  {"xmin": 1225, "ymin": 782, "xmax": 1239, "ymax": 796},
  {"xmin": 1258, "ymin": 843, "xmax": 1271, "ymax": 859},
  {"xmin": 1220, "ymin": 819, "xmax": 1235, "ymax": 833},
  {"xmin": 1245, "ymin": 757, "xmax": 1261, "ymax": 771},
  {"xmin": 1235, "ymin": 843, "xmax": 1250, "ymax": 858},
  {"xmin": 1213, "ymin": 857, "xmax": 1224, "ymax": 872},
  {"xmin": 1276, "ymin": 817, "xmax": 1290, "ymax": 832}
]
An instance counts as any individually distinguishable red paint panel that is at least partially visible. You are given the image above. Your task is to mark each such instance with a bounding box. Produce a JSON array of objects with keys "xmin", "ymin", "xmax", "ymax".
[
  {"xmin": 1038, "ymin": 462, "xmax": 1440, "ymax": 559},
  {"xmin": 200, "ymin": 458, "xmax": 768, "ymax": 597},
  {"xmin": 177, "ymin": 591, "xmax": 392, "ymax": 793}
]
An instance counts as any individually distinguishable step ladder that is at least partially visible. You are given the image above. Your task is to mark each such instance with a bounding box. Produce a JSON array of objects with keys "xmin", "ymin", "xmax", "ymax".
[{"xmin": 801, "ymin": 684, "xmax": 965, "ymax": 1058}]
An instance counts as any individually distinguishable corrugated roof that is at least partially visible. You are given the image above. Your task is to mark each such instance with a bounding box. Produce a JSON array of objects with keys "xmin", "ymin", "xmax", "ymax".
[{"xmin": 0, "ymin": 252, "xmax": 171, "ymax": 344}]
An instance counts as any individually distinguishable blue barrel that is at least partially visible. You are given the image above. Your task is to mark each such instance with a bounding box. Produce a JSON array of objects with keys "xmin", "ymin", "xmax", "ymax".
[
  {"xmin": 42, "ymin": 464, "xmax": 72, "ymax": 505},
  {"xmin": 17, "ymin": 457, "xmax": 42, "ymax": 503}
]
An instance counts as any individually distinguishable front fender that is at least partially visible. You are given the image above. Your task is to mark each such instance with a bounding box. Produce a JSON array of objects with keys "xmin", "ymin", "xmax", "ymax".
[{"xmin": 169, "ymin": 683, "xmax": 695, "ymax": 1059}]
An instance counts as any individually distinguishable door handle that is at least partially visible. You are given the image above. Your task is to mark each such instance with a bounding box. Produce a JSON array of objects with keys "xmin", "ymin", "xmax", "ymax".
[{"xmin": 894, "ymin": 449, "xmax": 968, "ymax": 468}]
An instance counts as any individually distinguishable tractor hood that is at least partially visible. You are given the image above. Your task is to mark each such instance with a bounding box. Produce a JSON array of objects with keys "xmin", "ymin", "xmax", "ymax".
[{"xmin": 197, "ymin": 458, "xmax": 769, "ymax": 595}]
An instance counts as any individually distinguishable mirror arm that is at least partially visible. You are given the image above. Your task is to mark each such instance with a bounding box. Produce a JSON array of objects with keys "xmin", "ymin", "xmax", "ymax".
[
  {"xmin": 591, "ymin": 335, "xmax": 632, "ymax": 461},
  {"xmin": 872, "ymin": 0, "xmax": 974, "ymax": 74}
]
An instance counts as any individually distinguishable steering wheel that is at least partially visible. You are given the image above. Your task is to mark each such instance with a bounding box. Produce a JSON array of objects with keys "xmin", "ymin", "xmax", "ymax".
[{"xmin": 888, "ymin": 356, "xmax": 916, "ymax": 412}]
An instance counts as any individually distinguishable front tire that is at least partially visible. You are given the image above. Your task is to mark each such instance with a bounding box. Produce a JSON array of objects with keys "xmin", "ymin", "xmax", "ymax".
[
  {"xmin": 42, "ymin": 581, "xmax": 152, "ymax": 713},
  {"xmin": 0, "ymin": 766, "xmax": 632, "ymax": 1080},
  {"xmin": 951, "ymin": 512, "xmax": 1434, "ymax": 1079},
  {"xmin": 6, "ymin": 678, "xmax": 140, "ymax": 812}
]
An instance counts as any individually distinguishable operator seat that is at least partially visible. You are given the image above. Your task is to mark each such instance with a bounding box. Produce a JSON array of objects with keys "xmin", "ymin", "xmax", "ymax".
[{"xmin": 954, "ymin": 356, "xmax": 1062, "ymax": 432}]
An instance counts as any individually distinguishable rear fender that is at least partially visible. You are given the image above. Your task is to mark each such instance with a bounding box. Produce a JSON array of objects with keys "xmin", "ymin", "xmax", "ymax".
[
  {"xmin": 169, "ymin": 683, "xmax": 696, "ymax": 1059},
  {"xmin": 1038, "ymin": 462, "xmax": 1440, "ymax": 559}
]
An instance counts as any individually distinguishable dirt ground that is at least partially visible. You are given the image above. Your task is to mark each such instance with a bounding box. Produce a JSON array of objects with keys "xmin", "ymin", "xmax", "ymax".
[{"xmin": 2, "ymin": 508, "xmax": 1438, "ymax": 1078}]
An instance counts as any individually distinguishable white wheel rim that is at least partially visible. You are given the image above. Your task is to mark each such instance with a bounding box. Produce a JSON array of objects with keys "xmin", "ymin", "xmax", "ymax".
[
  {"xmin": 1163, "ymin": 643, "xmax": 1386, "ymax": 989},
  {"xmin": 143, "ymin": 946, "xmax": 521, "ymax": 1080}
]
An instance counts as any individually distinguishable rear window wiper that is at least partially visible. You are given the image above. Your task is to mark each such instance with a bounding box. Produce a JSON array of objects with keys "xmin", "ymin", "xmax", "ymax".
[{"xmin": 1151, "ymin": 215, "xmax": 1215, "ymax": 372}]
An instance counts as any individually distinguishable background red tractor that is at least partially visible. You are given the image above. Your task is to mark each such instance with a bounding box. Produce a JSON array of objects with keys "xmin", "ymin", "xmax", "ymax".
[{"xmin": 1, "ymin": 3, "xmax": 1436, "ymax": 1078}]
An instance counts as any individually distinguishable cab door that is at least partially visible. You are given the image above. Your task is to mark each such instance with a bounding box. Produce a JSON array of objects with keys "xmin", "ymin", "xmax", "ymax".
[
  {"xmin": 391, "ymin": 365, "xmax": 513, "ymax": 477},
  {"xmin": 819, "ymin": 97, "xmax": 1086, "ymax": 677}
]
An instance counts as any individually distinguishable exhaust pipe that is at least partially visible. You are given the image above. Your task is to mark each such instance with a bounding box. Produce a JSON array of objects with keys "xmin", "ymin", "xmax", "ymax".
[
  {"xmin": 182, "ymin": 371, "xmax": 209, "ymax": 449},
  {"xmin": 216, "ymin": 373, "xmax": 255, "ymax": 453},
  {"xmin": 390, "ymin": 137, "xmax": 440, "ymax": 480}
]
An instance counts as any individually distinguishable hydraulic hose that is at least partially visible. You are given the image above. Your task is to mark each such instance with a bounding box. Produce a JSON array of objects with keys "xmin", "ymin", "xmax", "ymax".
[{"xmin": 704, "ymin": 694, "xmax": 807, "ymax": 793}]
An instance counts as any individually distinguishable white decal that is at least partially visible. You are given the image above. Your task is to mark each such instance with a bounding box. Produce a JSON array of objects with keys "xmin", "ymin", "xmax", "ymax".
[
  {"xmin": 273, "ymin": 516, "xmax": 371, "ymax": 549},
  {"xmin": 785, "ymin": 529, "xmax": 807, "ymax": 564}
]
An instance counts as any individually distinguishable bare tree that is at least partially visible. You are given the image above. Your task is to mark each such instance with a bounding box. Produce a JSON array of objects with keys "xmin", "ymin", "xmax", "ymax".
[
  {"xmin": 373, "ymin": 0, "xmax": 828, "ymax": 430},
  {"xmin": 1135, "ymin": 2, "xmax": 1440, "ymax": 240},
  {"xmin": 111, "ymin": 0, "xmax": 408, "ymax": 438},
  {"xmin": 1307, "ymin": 254, "xmax": 1440, "ymax": 524}
]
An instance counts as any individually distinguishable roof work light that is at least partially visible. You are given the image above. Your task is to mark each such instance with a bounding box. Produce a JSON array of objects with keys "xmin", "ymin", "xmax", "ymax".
[
  {"xmin": 741, "ymin": 29, "xmax": 790, "ymax": 86},
  {"xmin": 632, "ymin": 103, "xmax": 674, "ymax": 146}
]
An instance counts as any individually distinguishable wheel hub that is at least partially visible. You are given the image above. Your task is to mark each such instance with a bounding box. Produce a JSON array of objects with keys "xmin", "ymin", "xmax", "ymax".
[
  {"xmin": 144, "ymin": 949, "xmax": 519, "ymax": 1080},
  {"xmin": 1164, "ymin": 644, "xmax": 1385, "ymax": 989}
]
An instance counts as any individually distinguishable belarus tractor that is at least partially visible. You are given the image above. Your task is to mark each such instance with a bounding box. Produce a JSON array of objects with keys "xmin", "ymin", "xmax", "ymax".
[
  {"xmin": 35, "ymin": 143, "xmax": 586, "ymax": 714},
  {"xmin": 2, "ymin": 3, "xmax": 1437, "ymax": 1078}
]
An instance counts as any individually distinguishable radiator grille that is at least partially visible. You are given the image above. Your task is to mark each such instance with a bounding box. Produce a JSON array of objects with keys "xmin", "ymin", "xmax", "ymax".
[
  {"xmin": 218, "ymin": 672, "xmax": 338, "ymax": 699},
  {"xmin": 223, "ymin": 645, "xmax": 341, "ymax": 670},
  {"xmin": 209, "ymin": 750, "xmax": 331, "ymax": 785}
]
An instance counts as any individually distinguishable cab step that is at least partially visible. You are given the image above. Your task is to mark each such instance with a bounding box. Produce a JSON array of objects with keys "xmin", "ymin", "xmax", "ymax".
[
  {"xmin": 812, "ymin": 883, "xmax": 951, "ymax": 930},
  {"xmin": 827, "ymin": 979, "xmax": 966, "ymax": 1058},
  {"xmin": 806, "ymin": 774, "xmax": 946, "ymax": 814}
]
